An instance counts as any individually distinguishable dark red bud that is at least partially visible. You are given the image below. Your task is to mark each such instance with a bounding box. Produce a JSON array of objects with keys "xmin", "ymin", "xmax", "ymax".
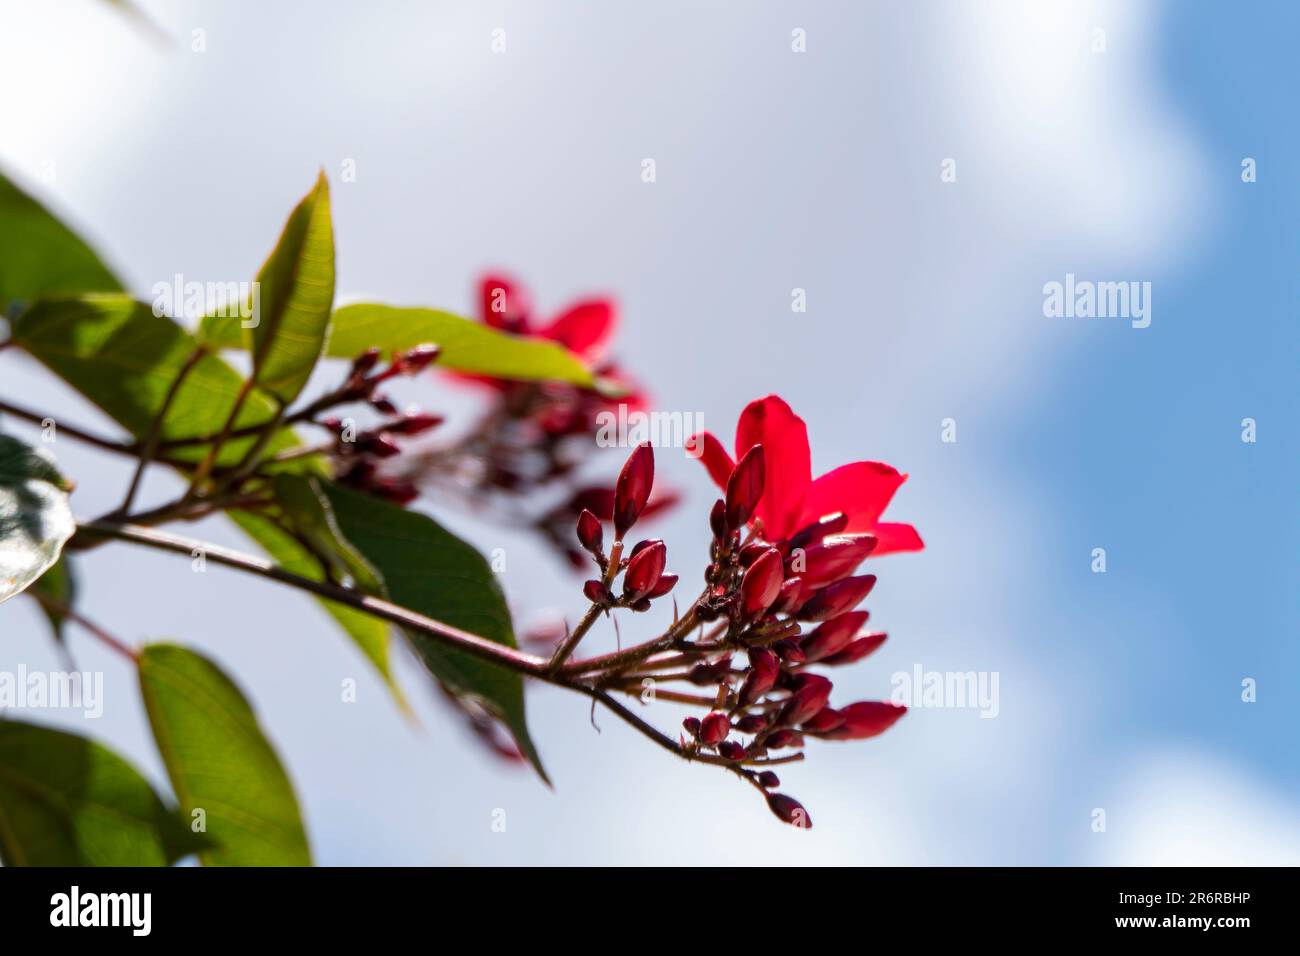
[
  {"xmin": 800, "ymin": 610, "xmax": 870, "ymax": 662},
  {"xmin": 369, "ymin": 395, "xmax": 398, "ymax": 415},
  {"xmin": 740, "ymin": 547, "xmax": 784, "ymax": 619},
  {"xmin": 709, "ymin": 499, "xmax": 728, "ymax": 540},
  {"xmin": 772, "ymin": 639, "xmax": 805, "ymax": 664},
  {"xmin": 349, "ymin": 347, "xmax": 382, "ymax": 376},
  {"xmin": 823, "ymin": 701, "xmax": 907, "ymax": 740},
  {"xmin": 779, "ymin": 679, "xmax": 833, "ymax": 726},
  {"xmin": 575, "ymin": 509, "xmax": 604, "ymax": 555},
  {"xmin": 622, "ymin": 540, "xmax": 666, "ymax": 601},
  {"xmin": 627, "ymin": 537, "xmax": 662, "ymax": 561},
  {"xmin": 766, "ymin": 792, "xmax": 812, "ymax": 829},
  {"xmin": 613, "ymin": 442, "xmax": 655, "ymax": 540},
  {"xmin": 771, "ymin": 577, "xmax": 804, "ymax": 614},
  {"xmin": 790, "ymin": 534, "xmax": 879, "ymax": 590},
  {"xmin": 787, "ymin": 512, "xmax": 849, "ymax": 552},
  {"xmin": 645, "ymin": 573, "xmax": 678, "ymax": 599},
  {"xmin": 823, "ymin": 632, "xmax": 888, "ymax": 666},
  {"xmin": 756, "ymin": 771, "xmax": 780, "ymax": 789},
  {"xmin": 801, "ymin": 706, "xmax": 847, "ymax": 733},
  {"xmin": 737, "ymin": 541, "xmax": 771, "ymax": 567},
  {"xmin": 763, "ymin": 729, "xmax": 802, "ymax": 749},
  {"xmin": 386, "ymin": 412, "xmax": 444, "ymax": 436},
  {"xmin": 583, "ymin": 579, "xmax": 608, "ymax": 603},
  {"xmin": 718, "ymin": 740, "xmax": 746, "ymax": 761},
  {"xmin": 682, "ymin": 717, "xmax": 701, "ymax": 737},
  {"xmin": 736, "ymin": 714, "xmax": 769, "ymax": 734},
  {"xmin": 394, "ymin": 343, "xmax": 441, "ymax": 375},
  {"xmin": 796, "ymin": 574, "xmax": 877, "ymax": 621},
  {"xmin": 739, "ymin": 648, "xmax": 780, "ymax": 705},
  {"xmin": 364, "ymin": 434, "xmax": 401, "ymax": 459},
  {"xmin": 725, "ymin": 444, "xmax": 765, "ymax": 529},
  {"xmin": 688, "ymin": 663, "xmax": 722, "ymax": 686},
  {"xmin": 699, "ymin": 711, "xmax": 731, "ymax": 746}
]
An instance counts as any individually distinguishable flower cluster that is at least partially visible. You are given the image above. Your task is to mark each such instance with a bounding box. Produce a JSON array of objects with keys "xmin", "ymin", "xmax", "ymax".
[{"xmin": 566, "ymin": 396, "xmax": 921, "ymax": 827}]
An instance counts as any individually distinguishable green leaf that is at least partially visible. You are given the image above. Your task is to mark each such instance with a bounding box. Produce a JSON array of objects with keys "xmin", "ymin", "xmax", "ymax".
[
  {"xmin": 0, "ymin": 433, "xmax": 75, "ymax": 607},
  {"xmin": 138, "ymin": 643, "xmax": 312, "ymax": 866},
  {"xmin": 30, "ymin": 556, "xmax": 78, "ymax": 642},
  {"xmin": 327, "ymin": 303, "xmax": 595, "ymax": 386},
  {"xmin": 10, "ymin": 295, "xmax": 299, "ymax": 466},
  {"xmin": 228, "ymin": 505, "xmax": 403, "ymax": 708},
  {"xmin": 247, "ymin": 172, "xmax": 335, "ymax": 406},
  {"xmin": 320, "ymin": 482, "xmax": 548, "ymax": 782},
  {"xmin": 0, "ymin": 170, "xmax": 122, "ymax": 307},
  {"xmin": 0, "ymin": 718, "xmax": 203, "ymax": 866}
]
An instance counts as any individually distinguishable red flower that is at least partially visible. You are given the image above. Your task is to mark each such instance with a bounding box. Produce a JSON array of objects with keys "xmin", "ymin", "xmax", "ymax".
[
  {"xmin": 470, "ymin": 274, "xmax": 646, "ymax": 408},
  {"xmin": 690, "ymin": 395, "xmax": 922, "ymax": 554}
]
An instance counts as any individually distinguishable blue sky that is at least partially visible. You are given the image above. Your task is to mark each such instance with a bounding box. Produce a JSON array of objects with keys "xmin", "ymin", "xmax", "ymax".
[{"xmin": 0, "ymin": 0, "xmax": 1295, "ymax": 864}]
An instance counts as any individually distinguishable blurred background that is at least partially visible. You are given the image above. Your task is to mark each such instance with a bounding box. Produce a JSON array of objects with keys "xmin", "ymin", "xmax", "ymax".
[{"xmin": 0, "ymin": 0, "xmax": 1295, "ymax": 864}]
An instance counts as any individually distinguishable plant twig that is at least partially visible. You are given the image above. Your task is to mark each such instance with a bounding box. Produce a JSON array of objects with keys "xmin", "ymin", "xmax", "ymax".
[
  {"xmin": 117, "ymin": 346, "xmax": 206, "ymax": 515},
  {"xmin": 29, "ymin": 591, "xmax": 137, "ymax": 661}
]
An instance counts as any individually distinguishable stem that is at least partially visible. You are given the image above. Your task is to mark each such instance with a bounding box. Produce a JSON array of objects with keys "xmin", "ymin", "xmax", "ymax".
[
  {"xmin": 546, "ymin": 603, "xmax": 604, "ymax": 672},
  {"xmin": 186, "ymin": 377, "xmax": 256, "ymax": 496},
  {"xmin": 560, "ymin": 601, "xmax": 702, "ymax": 676},
  {"xmin": 118, "ymin": 346, "xmax": 206, "ymax": 515},
  {"xmin": 29, "ymin": 592, "xmax": 137, "ymax": 661},
  {"xmin": 0, "ymin": 399, "xmax": 136, "ymax": 456}
]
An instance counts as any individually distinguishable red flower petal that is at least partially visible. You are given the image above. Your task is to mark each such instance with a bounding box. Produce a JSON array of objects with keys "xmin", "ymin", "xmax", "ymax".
[
  {"xmin": 538, "ymin": 299, "xmax": 617, "ymax": 363},
  {"xmin": 479, "ymin": 274, "xmax": 532, "ymax": 333},
  {"xmin": 688, "ymin": 431, "xmax": 735, "ymax": 491},
  {"xmin": 867, "ymin": 522, "xmax": 925, "ymax": 556},
  {"xmin": 734, "ymin": 396, "xmax": 811, "ymax": 540},
  {"xmin": 799, "ymin": 461, "xmax": 906, "ymax": 532}
]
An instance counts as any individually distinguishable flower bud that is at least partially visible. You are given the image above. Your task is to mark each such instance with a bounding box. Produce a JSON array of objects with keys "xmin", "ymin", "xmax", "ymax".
[
  {"xmin": 709, "ymin": 499, "xmax": 728, "ymax": 541},
  {"xmin": 682, "ymin": 716, "xmax": 701, "ymax": 737},
  {"xmin": 386, "ymin": 411, "xmax": 444, "ymax": 436},
  {"xmin": 718, "ymin": 740, "xmax": 746, "ymax": 761},
  {"xmin": 766, "ymin": 792, "xmax": 812, "ymax": 829},
  {"xmin": 792, "ymin": 534, "xmax": 878, "ymax": 590},
  {"xmin": 736, "ymin": 714, "xmax": 769, "ymax": 734},
  {"xmin": 575, "ymin": 509, "xmax": 604, "ymax": 556},
  {"xmin": 363, "ymin": 434, "xmax": 401, "ymax": 459},
  {"xmin": 756, "ymin": 771, "xmax": 780, "ymax": 789},
  {"xmin": 369, "ymin": 395, "xmax": 398, "ymax": 415},
  {"xmin": 771, "ymin": 577, "xmax": 804, "ymax": 614},
  {"xmin": 763, "ymin": 729, "xmax": 803, "ymax": 749},
  {"xmin": 622, "ymin": 540, "xmax": 666, "ymax": 601},
  {"xmin": 645, "ymin": 573, "xmax": 678, "ymax": 599},
  {"xmin": 823, "ymin": 701, "xmax": 907, "ymax": 740},
  {"xmin": 349, "ymin": 347, "xmax": 382, "ymax": 377},
  {"xmin": 799, "ymin": 611, "xmax": 870, "ymax": 662},
  {"xmin": 779, "ymin": 677, "xmax": 832, "ymax": 726},
  {"xmin": 725, "ymin": 444, "xmax": 765, "ymax": 529},
  {"xmin": 787, "ymin": 511, "xmax": 849, "ymax": 551},
  {"xmin": 613, "ymin": 442, "xmax": 654, "ymax": 540},
  {"xmin": 740, "ymin": 547, "xmax": 784, "ymax": 619},
  {"xmin": 739, "ymin": 648, "xmax": 780, "ymax": 705},
  {"xmin": 823, "ymin": 632, "xmax": 888, "ymax": 666},
  {"xmin": 393, "ymin": 344, "xmax": 441, "ymax": 375},
  {"xmin": 796, "ymin": 574, "xmax": 877, "ymax": 621},
  {"xmin": 801, "ymin": 706, "xmax": 846, "ymax": 733},
  {"xmin": 737, "ymin": 541, "xmax": 771, "ymax": 567},
  {"xmin": 699, "ymin": 711, "xmax": 731, "ymax": 746},
  {"xmin": 772, "ymin": 639, "xmax": 805, "ymax": 664},
  {"xmin": 583, "ymin": 579, "xmax": 609, "ymax": 603}
]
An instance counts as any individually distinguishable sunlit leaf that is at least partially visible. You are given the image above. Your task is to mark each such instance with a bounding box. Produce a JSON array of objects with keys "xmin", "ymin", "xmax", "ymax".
[
  {"xmin": 0, "ymin": 170, "xmax": 121, "ymax": 307},
  {"xmin": 138, "ymin": 643, "xmax": 312, "ymax": 866},
  {"xmin": 320, "ymin": 482, "xmax": 547, "ymax": 782},
  {"xmin": 0, "ymin": 433, "xmax": 75, "ymax": 607},
  {"xmin": 0, "ymin": 718, "xmax": 204, "ymax": 866}
]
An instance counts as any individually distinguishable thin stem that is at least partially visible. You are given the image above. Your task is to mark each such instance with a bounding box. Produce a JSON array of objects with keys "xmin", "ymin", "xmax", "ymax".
[
  {"xmin": 186, "ymin": 378, "xmax": 256, "ymax": 497},
  {"xmin": 117, "ymin": 346, "xmax": 206, "ymax": 515},
  {"xmin": 29, "ymin": 592, "xmax": 137, "ymax": 661},
  {"xmin": 546, "ymin": 602, "xmax": 604, "ymax": 672},
  {"xmin": 0, "ymin": 399, "xmax": 136, "ymax": 456},
  {"xmin": 559, "ymin": 600, "xmax": 702, "ymax": 676}
]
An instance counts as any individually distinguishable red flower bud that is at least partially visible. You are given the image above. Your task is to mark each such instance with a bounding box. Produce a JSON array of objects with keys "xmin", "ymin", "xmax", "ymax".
[
  {"xmin": 779, "ymin": 677, "xmax": 832, "ymax": 726},
  {"xmin": 699, "ymin": 711, "xmax": 731, "ymax": 746},
  {"xmin": 725, "ymin": 444, "xmax": 765, "ymax": 529},
  {"xmin": 766, "ymin": 792, "xmax": 812, "ymax": 829},
  {"xmin": 682, "ymin": 717, "xmax": 701, "ymax": 737},
  {"xmin": 772, "ymin": 639, "xmax": 805, "ymax": 664},
  {"xmin": 796, "ymin": 574, "xmax": 877, "ymax": 621},
  {"xmin": 801, "ymin": 706, "xmax": 846, "ymax": 733},
  {"xmin": 718, "ymin": 740, "xmax": 745, "ymax": 761},
  {"xmin": 583, "ymin": 579, "xmax": 608, "ymax": 603},
  {"xmin": 575, "ymin": 509, "xmax": 604, "ymax": 555},
  {"xmin": 739, "ymin": 647, "xmax": 780, "ymax": 705},
  {"xmin": 622, "ymin": 540, "xmax": 666, "ymax": 601},
  {"xmin": 737, "ymin": 541, "xmax": 770, "ymax": 567},
  {"xmin": 645, "ymin": 572, "xmax": 678, "ymax": 599},
  {"xmin": 613, "ymin": 442, "xmax": 654, "ymax": 540},
  {"xmin": 364, "ymin": 434, "xmax": 401, "ymax": 459},
  {"xmin": 789, "ymin": 534, "xmax": 878, "ymax": 590},
  {"xmin": 787, "ymin": 511, "xmax": 849, "ymax": 551},
  {"xmin": 736, "ymin": 714, "xmax": 769, "ymax": 734},
  {"xmin": 823, "ymin": 631, "xmax": 887, "ymax": 666},
  {"xmin": 393, "ymin": 343, "xmax": 441, "ymax": 375},
  {"xmin": 709, "ymin": 499, "xmax": 728, "ymax": 540},
  {"xmin": 799, "ymin": 610, "xmax": 870, "ymax": 663},
  {"xmin": 771, "ymin": 577, "xmax": 804, "ymax": 614},
  {"xmin": 756, "ymin": 771, "xmax": 780, "ymax": 789},
  {"xmin": 824, "ymin": 701, "xmax": 907, "ymax": 740},
  {"xmin": 369, "ymin": 395, "xmax": 397, "ymax": 415},
  {"xmin": 386, "ymin": 412, "xmax": 445, "ymax": 436},
  {"xmin": 740, "ymin": 547, "xmax": 784, "ymax": 619},
  {"xmin": 764, "ymin": 729, "xmax": 802, "ymax": 749},
  {"xmin": 349, "ymin": 347, "xmax": 382, "ymax": 377}
]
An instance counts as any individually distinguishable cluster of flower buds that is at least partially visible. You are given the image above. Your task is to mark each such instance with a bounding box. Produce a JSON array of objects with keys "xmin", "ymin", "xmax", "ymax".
[
  {"xmin": 668, "ymin": 441, "xmax": 905, "ymax": 827},
  {"xmin": 570, "ymin": 443, "xmax": 679, "ymax": 611},
  {"xmin": 321, "ymin": 346, "xmax": 445, "ymax": 505}
]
